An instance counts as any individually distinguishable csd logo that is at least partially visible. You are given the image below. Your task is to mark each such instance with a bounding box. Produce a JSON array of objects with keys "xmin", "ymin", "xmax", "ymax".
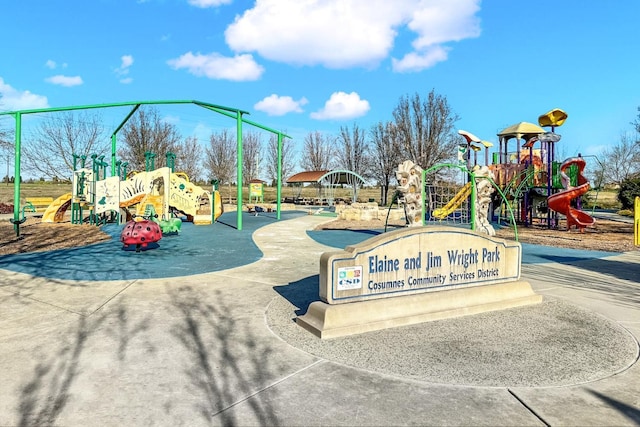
[{"xmin": 338, "ymin": 278, "xmax": 361, "ymax": 286}]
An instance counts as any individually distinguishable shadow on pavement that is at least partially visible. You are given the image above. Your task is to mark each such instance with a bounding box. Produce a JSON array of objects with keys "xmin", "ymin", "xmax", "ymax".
[
  {"xmin": 0, "ymin": 211, "xmax": 306, "ymax": 281},
  {"xmin": 168, "ymin": 286, "xmax": 281, "ymax": 425},
  {"xmin": 273, "ymin": 275, "xmax": 320, "ymax": 316},
  {"xmin": 588, "ymin": 389, "xmax": 640, "ymax": 424}
]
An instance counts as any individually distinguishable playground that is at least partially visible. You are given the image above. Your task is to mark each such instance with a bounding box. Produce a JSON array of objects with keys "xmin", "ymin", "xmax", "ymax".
[
  {"xmin": 0, "ymin": 200, "xmax": 634, "ymax": 257},
  {"xmin": 1, "ymin": 101, "xmax": 640, "ymax": 423}
]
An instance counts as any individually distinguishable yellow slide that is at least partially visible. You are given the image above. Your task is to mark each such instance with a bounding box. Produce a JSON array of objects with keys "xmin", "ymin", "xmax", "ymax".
[
  {"xmin": 432, "ymin": 182, "xmax": 471, "ymax": 220},
  {"xmin": 42, "ymin": 193, "xmax": 72, "ymax": 223}
]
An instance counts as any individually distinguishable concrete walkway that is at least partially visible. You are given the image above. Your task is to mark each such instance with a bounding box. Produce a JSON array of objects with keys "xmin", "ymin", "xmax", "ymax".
[{"xmin": 0, "ymin": 215, "xmax": 639, "ymax": 426}]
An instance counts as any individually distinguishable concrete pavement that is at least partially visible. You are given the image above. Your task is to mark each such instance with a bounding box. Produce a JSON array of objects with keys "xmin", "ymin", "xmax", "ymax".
[{"xmin": 0, "ymin": 214, "xmax": 639, "ymax": 426}]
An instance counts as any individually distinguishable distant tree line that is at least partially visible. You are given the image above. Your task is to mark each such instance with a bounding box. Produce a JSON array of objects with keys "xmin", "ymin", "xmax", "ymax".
[{"xmin": 591, "ymin": 107, "xmax": 640, "ymax": 209}]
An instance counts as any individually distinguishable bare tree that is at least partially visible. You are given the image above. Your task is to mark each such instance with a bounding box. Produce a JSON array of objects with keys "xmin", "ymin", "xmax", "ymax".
[
  {"xmin": 242, "ymin": 131, "xmax": 263, "ymax": 184},
  {"xmin": 0, "ymin": 121, "xmax": 13, "ymax": 184},
  {"xmin": 118, "ymin": 107, "xmax": 182, "ymax": 171},
  {"xmin": 265, "ymin": 133, "xmax": 296, "ymax": 184},
  {"xmin": 203, "ymin": 129, "xmax": 236, "ymax": 185},
  {"xmin": 392, "ymin": 90, "xmax": 459, "ymax": 169},
  {"xmin": 336, "ymin": 123, "xmax": 369, "ymax": 176},
  {"xmin": 300, "ymin": 131, "xmax": 334, "ymax": 171},
  {"xmin": 370, "ymin": 121, "xmax": 403, "ymax": 205},
  {"xmin": 336, "ymin": 123, "xmax": 369, "ymax": 200},
  {"xmin": 174, "ymin": 136, "xmax": 203, "ymax": 183},
  {"xmin": 22, "ymin": 111, "xmax": 107, "ymax": 180},
  {"xmin": 632, "ymin": 106, "xmax": 640, "ymax": 137},
  {"xmin": 598, "ymin": 131, "xmax": 640, "ymax": 185},
  {"xmin": 0, "ymin": 124, "xmax": 11, "ymax": 149}
]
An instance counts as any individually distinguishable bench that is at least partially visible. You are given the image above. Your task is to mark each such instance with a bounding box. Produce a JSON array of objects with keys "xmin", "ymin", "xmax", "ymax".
[{"xmin": 24, "ymin": 197, "xmax": 54, "ymax": 213}]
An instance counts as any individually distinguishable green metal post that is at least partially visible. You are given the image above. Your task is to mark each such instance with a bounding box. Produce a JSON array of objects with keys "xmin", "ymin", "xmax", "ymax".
[
  {"xmin": 276, "ymin": 133, "xmax": 283, "ymax": 220},
  {"xmin": 166, "ymin": 152, "xmax": 176, "ymax": 172},
  {"xmin": 211, "ymin": 179, "xmax": 219, "ymax": 224},
  {"xmin": 111, "ymin": 134, "xmax": 117, "ymax": 176},
  {"xmin": 236, "ymin": 112, "xmax": 243, "ymax": 230},
  {"xmin": 12, "ymin": 113, "xmax": 22, "ymax": 235},
  {"xmin": 470, "ymin": 172, "xmax": 477, "ymax": 231},
  {"xmin": 421, "ymin": 170, "xmax": 426, "ymax": 226}
]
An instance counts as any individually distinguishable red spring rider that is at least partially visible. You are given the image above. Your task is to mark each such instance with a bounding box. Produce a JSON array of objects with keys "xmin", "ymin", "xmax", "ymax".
[{"xmin": 121, "ymin": 214, "xmax": 162, "ymax": 252}]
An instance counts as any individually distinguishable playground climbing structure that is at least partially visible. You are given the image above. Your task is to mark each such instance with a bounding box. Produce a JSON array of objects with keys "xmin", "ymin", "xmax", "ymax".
[{"xmin": 43, "ymin": 163, "xmax": 222, "ymax": 226}]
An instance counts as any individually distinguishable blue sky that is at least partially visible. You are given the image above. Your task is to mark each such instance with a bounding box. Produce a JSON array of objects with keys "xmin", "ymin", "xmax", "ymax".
[{"xmin": 1, "ymin": 0, "xmax": 639, "ymax": 176}]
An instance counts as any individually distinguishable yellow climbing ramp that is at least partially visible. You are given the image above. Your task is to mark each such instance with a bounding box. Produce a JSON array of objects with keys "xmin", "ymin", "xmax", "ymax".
[{"xmin": 432, "ymin": 182, "xmax": 471, "ymax": 220}]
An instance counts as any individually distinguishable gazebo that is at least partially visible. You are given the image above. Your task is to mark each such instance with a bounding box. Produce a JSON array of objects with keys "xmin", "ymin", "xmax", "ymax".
[{"xmin": 286, "ymin": 169, "xmax": 366, "ymax": 206}]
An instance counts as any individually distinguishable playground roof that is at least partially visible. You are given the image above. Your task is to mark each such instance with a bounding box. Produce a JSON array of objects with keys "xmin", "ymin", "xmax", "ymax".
[
  {"xmin": 287, "ymin": 170, "xmax": 366, "ymax": 186},
  {"xmin": 538, "ymin": 108, "xmax": 568, "ymax": 128},
  {"xmin": 497, "ymin": 122, "xmax": 545, "ymax": 142},
  {"xmin": 458, "ymin": 130, "xmax": 493, "ymax": 148},
  {"xmin": 287, "ymin": 170, "xmax": 330, "ymax": 183}
]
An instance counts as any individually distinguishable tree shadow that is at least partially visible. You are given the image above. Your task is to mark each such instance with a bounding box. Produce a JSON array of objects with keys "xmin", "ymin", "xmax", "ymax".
[
  {"xmin": 168, "ymin": 286, "xmax": 280, "ymax": 425},
  {"xmin": 564, "ymin": 257, "xmax": 640, "ymax": 283},
  {"xmin": 587, "ymin": 389, "xmax": 640, "ymax": 424},
  {"xmin": 273, "ymin": 275, "xmax": 320, "ymax": 316},
  {"xmin": 526, "ymin": 257, "xmax": 640, "ymax": 308},
  {"xmin": 14, "ymin": 300, "xmax": 151, "ymax": 426},
  {"xmin": 18, "ymin": 315, "xmax": 92, "ymax": 427}
]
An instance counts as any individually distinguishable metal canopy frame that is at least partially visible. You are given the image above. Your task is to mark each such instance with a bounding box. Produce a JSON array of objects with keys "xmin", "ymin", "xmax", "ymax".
[
  {"xmin": 0, "ymin": 99, "xmax": 291, "ymax": 234},
  {"xmin": 287, "ymin": 169, "xmax": 365, "ymax": 204}
]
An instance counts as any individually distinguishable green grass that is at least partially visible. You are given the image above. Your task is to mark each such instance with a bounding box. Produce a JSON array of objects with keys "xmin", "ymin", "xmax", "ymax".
[
  {"xmin": 582, "ymin": 190, "xmax": 621, "ymax": 210},
  {"xmin": 0, "ymin": 182, "xmax": 385, "ymax": 206},
  {"xmin": 0, "ymin": 182, "xmax": 72, "ymax": 205}
]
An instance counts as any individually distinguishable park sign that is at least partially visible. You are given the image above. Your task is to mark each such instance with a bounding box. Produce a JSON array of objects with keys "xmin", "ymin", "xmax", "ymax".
[
  {"xmin": 320, "ymin": 226, "xmax": 520, "ymax": 304},
  {"xmin": 297, "ymin": 226, "xmax": 541, "ymax": 338}
]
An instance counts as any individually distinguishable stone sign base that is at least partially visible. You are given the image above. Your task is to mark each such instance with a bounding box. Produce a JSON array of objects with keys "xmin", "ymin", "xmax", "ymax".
[{"xmin": 297, "ymin": 281, "xmax": 542, "ymax": 339}]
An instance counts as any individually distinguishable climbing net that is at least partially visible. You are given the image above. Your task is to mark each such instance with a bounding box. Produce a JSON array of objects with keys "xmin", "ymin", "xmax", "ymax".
[{"xmin": 424, "ymin": 171, "xmax": 471, "ymax": 225}]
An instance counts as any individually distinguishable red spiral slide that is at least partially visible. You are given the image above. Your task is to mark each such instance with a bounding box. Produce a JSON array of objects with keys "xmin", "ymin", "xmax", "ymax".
[{"xmin": 547, "ymin": 157, "xmax": 595, "ymax": 231}]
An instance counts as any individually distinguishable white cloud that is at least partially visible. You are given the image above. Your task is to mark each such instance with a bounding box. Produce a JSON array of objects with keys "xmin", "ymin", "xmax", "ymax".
[
  {"xmin": 163, "ymin": 114, "xmax": 181, "ymax": 125},
  {"xmin": 0, "ymin": 78, "xmax": 49, "ymax": 111},
  {"xmin": 392, "ymin": 45, "xmax": 449, "ymax": 73},
  {"xmin": 408, "ymin": 0, "xmax": 480, "ymax": 47},
  {"xmin": 45, "ymin": 60, "xmax": 56, "ymax": 69},
  {"xmin": 192, "ymin": 123, "xmax": 213, "ymax": 141},
  {"xmin": 224, "ymin": 0, "xmax": 481, "ymax": 71},
  {"xmin": 114, "ymin": 55, "xmax": 134, "ymax": 83},
  {"xmin": 45, "ymin": 75, "xmax": 84, "ymax": 87},
  {"xmin": 254, "ymin": 94, "xmax": 308, "ymax": 116},
  {"xmin": 167, "ymin": 52, "xmax": 264, "ymax": 81},
  {"xmin": 188, "ymin": 0, "xmax": 232, "ymax": 7},
  {"xmin": 120, "ymin": 55, "xmax": 134, "ymax": 69},
  {"xmin": 310, "ymin": 91, "xmax": 370, "ymax": 120}
]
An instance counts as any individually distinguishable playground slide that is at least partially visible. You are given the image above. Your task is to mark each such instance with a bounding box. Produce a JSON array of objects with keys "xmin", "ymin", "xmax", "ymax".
[
  {"xmin": 547, "ymin": 157, "xmax": 594, "ymax": 230},
  {"xmin": 41, "ymin": 193, "xmax": 72, "ymax": 223},
  {"xmin": 433, "ymin": 182, "xmax": 472, "ymax": 220}
]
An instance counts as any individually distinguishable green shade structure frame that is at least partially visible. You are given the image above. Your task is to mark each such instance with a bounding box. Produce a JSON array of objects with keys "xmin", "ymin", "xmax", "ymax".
[{"xmin": 0, "ymin": 100, "xmax": 291, "ymax": 235}]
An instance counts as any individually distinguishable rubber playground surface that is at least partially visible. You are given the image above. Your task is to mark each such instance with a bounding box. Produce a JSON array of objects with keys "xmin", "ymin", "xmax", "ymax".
[{"xmin": 0, "ymin": 210, "xmax": 620, "ymax": 281}]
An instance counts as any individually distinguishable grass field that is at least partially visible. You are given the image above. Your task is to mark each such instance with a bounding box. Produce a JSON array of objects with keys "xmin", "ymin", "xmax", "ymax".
[
  {"xmin": 0, "ymin": 181, "xmax": 622, "ymax": 210},
  {"xmin": 0, "ymin": 182, "xmax": 385, "ymax": 206}
]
